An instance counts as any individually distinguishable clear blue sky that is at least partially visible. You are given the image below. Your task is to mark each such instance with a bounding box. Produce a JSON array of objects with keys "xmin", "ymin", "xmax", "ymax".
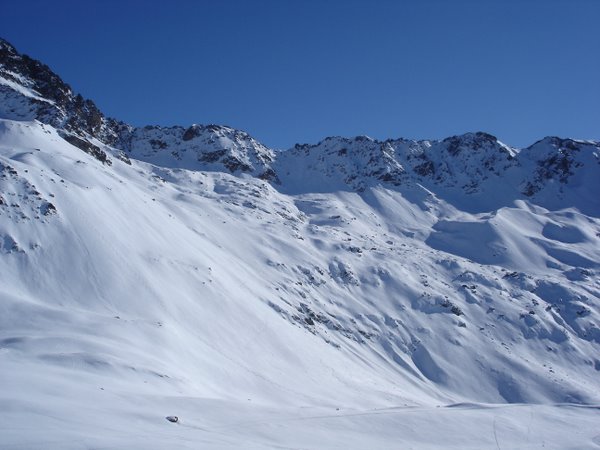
[{"xmin": 2, "ymin": 0, "xmax": 599, "ymax": 148}]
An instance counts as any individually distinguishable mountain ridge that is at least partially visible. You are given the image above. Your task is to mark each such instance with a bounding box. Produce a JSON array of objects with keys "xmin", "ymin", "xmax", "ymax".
[{"xmin": 2, "ymin": 37, "xmax": 598, "ymax": 202}]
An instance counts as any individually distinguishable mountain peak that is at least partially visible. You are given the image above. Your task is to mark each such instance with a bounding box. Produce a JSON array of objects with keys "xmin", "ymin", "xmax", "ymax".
[
  {"xmin": 0, "ymin": 38, "xmax": 17, "ymax": 54},
  {"xmin": 0, "ymin": 36, "xmax": 598, "ymax": 201}
]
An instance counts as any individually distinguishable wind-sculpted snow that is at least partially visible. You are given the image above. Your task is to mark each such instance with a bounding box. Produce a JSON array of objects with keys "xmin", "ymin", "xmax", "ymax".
[{"xmin": 1, "ymin": 38, "xmax": 600, "ymax": 448}]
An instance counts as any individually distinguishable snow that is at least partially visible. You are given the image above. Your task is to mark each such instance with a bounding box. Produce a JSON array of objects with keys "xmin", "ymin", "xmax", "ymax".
[
  {"xmin": 124, "ymin": 124, "xmax": 275, "ymax": 178},
  {"xmin": 1, "ymin": 117, "xmax": 599, "ymax": 448},
  {"xmin": 2, "ymin": 387, "xmax": 600, "ymax": 449},
  {"xmin": 0, "ymin": 74, "xmax": 52, "ymax": 103},
  {"xmin": 1, "ymin": 39, "xmax": 600, "ymax": 448}
]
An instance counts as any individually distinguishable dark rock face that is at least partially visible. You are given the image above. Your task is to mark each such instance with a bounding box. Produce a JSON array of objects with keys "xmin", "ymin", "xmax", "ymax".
[
  {"xmin": 183, "ymin": 124, "xmax": 232, "ymax": 141},
  {"xmin": 222, "ymin": 156, "xmax": 252, "ymax": 173},
  {"xmin": 443, "ymin": 132, "xmax": 498, "ymax": 156},
  {"xmin": 115, "ymin": 151, "xmax": 132, "ymax": 165},
  {"xmin": 182, "ymin": 125, "xmax": 201, "ymax": 141},
  {"xmin": 414, "ymin": 160, "xmax": 435, "ymax": 177},
  {"xmin": 0, "ymin": 38, "xmax": 124, "ymax": 144},
  {"xmin": 149, "ymin": 139, "xmax": 168, "ymax": 149},
  {"xmin": 60, "ymin": 134, "xmax": 112, "ymax": 166},
  {"xmin": 41, "ymin": 202, "xmax": 57, "ymax": 216},
  {"xmin": 258, "ymin": 167, "xmax": 280, "ymax": 183},
  {"xmin": 0, "ymin": 40, "xmax": 71, "ymax": 103},
  {"xmin": 522, "ymin": 137, "xmax": 586, "ymax": 196},
  {"xmin": 541, "ymin": 138, "xmax": 583, "ymax": 182},
  {"xmin": 199, "ymin": 149, "xmax": 227, "ymax": 163},
  {"xmin": 539, "ymin": 153, "xmax": 578, "ymax": 183}
]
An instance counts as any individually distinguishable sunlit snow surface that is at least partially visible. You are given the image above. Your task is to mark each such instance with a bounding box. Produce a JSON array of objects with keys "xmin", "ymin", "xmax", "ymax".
[{"xmin": 1, "ymin": 119, "xmax": 599, "ymax": 449}]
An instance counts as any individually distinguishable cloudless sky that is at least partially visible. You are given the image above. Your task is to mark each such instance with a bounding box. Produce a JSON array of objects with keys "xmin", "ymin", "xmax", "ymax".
[{"xmin": 2, "ymin": 0, "xmax": 599, "ymax": 148}]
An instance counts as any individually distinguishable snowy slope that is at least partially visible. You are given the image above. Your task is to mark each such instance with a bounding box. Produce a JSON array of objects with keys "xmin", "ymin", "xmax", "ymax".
[{"xmin": 1, "ymin": 38, "xmax": 600, "ymax": 449}]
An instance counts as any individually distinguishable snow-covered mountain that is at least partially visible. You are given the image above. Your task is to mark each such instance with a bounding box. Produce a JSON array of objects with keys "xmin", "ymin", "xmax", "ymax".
[
  {"xmin": 125, "ymin": 123, "xmax": 277, "ymax": 180},
  {"xmin": 1, "ymin": 38, "xmax": 599, "ymax": 449}
]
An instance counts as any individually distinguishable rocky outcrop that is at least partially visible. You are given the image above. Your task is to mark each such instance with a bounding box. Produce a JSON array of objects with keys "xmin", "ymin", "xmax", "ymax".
[{"xmin": 0, "ymin": 38, "xmax": 125, "ymax": 149}]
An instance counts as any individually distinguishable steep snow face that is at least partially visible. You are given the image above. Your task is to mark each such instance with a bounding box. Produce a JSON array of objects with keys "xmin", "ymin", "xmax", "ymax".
[
  {"xmin": 1, "ymin": 119, "xmax": 599, "ymax": 448},
  {"xmin": 2, "ymin": 119, "xmax": 600, "ymax": 395},
  {"xmin": 125, "ymin": 124, "xmax": 277, "ymax": 179}
]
